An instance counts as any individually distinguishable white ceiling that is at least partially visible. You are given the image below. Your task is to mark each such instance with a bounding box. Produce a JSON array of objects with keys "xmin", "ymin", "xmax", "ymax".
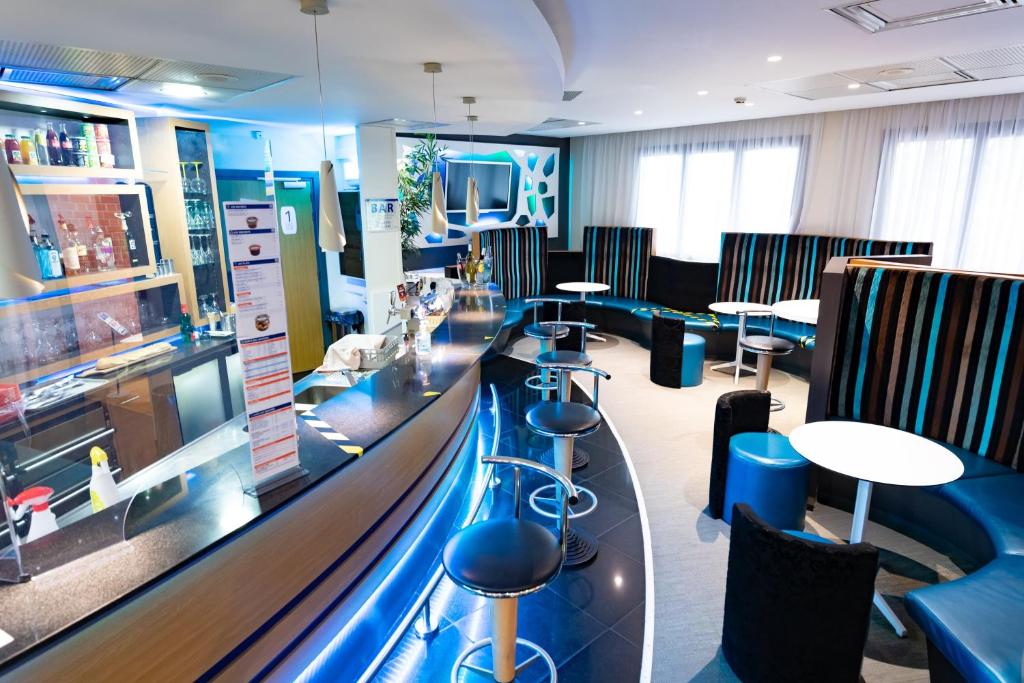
[{"xmin": 5, "ymin": 0, "xmax": 1024, "ymax": 137}]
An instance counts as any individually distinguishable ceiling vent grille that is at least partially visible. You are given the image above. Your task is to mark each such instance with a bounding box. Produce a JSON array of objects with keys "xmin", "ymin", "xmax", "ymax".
[
  {"xmin": 830, "ymin": 0, "xmax": 1022, "ymax": 32},
  {"xmin": 525, "ymin": 117, "xmax": 596, "ymax": 132},
  {"xmin": 0, "ymin": 39, "xmax": 293, "ymax": 98}
]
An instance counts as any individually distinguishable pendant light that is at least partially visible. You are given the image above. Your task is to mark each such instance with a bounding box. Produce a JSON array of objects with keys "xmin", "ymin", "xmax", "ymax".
[
  {"xmin": 425, "ymin": 62, "xmax": 448, "ymax": 236},
  {"xmin": 463, "ymin": 96, "xmax": 480, "ymax": 226},
  {"xmin": 0, "ymin": 157, "xmax": 44, "ymax": 298},
  {"xmin": 302, "ymin": 0, "xmax": 345, "ymax": 253}
]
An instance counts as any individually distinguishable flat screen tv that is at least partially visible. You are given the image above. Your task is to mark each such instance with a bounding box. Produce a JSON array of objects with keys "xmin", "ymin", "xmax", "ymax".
[{"xmin": 445, "ymin": 160, "xmax": 512, "ymax": 213}]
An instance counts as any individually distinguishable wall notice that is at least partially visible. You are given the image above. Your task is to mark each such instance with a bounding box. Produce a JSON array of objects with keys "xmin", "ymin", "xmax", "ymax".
[
  {"xmin": 223, "ymin": 201, "xmax": 301, "ymax": 490},
  {"xmin": 364, "ymin": 197, "xmax": 400, "ymax": 232}
]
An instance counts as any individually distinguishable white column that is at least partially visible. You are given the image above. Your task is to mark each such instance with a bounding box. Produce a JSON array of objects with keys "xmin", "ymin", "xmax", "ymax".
[{"xmin": 356, "ymin": 125, "xmax": 404, "ymax": 334}]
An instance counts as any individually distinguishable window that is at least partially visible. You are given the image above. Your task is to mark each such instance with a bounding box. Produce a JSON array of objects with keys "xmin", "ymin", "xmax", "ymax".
[
  {"xmin": 636, "ymin": 142, "xmax": 804, "ymax": 262},
  {"xmin": 873, "ymin": 129, "xmax": 1024, "ymax": 272}
]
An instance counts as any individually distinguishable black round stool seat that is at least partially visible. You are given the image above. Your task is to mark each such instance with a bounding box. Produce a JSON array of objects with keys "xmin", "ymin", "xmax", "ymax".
[
  {"xmin": 442, "ymin": 518, "xmax": 562, "ymax": 595},
  {"xmin": 739, "ymin": 334, "xmax": 795, "ymax": 355},
  {"xmin": 524, "ymin": 322, "xmax": 569, "ymax": 340},
  {"xmin": 526, "ymin": 401, "xmax": 602, "ymax": 438},
  {"xmin": 536, "ymin": 349, "xmax": 592, "ymax": 366}
]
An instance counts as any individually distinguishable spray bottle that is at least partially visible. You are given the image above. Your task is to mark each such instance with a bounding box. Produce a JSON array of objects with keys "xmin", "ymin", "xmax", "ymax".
[
  {"xmin": 6, "ymin": 486, "xmax": 59, "ymax": 543},
  {"xmin": 89, "ymin": 446, "xmax": 120, "ymax": 512}
]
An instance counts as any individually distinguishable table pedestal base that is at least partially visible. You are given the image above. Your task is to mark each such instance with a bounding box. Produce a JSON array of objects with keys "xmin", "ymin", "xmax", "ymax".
[{"xmin": 851, "ymin": 479, "xmax": 908, "ymax": 638}]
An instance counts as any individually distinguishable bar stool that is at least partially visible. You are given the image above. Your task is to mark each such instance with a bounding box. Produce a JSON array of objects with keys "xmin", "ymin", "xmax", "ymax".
[
  {"xmin": 738, "ymin": 334, "xmax": 794, "ymax": 412},
  {"xmin": 445, "ymin": 455, "xmax": 577, "ymax": 683},
  {"xmin": 526, "ymin": 363, "xmax": 611, "ymax": 567},
  {"xmin": 522, "ymin": 297, "xmax": 569, "ymax": 401},
  {"xmin": 535, "ymin": 318, "xmax": 596, "ymax": 471}
]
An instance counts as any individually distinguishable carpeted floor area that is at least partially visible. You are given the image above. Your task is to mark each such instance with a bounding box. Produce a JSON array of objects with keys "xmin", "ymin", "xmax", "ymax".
[{"xmin": 508, "ymin": 334, "xmax": 965, "ymax": 683}]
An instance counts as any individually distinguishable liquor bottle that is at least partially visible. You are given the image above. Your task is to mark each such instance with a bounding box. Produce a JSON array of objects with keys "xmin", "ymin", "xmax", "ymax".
[
  {"xmin": 57, "ymin": 215, "xmax": 81, "ymax": 276},
  {"xmin": 179, "ymin": 304, "xmax": 194, "ymax": 344},
  {"xmin": 33, "ymin": 129, "xmax": 48, "ymax": 166},
  {"xmin": 91, "ymin": 221, "xmax": 115, "ymax": 271},
  {"xmin": 31, "ymin": 232, "xmax": 50, "ymax": 278},
  {"xmin": 59, "ymin": 124, "xmax": 73, "ymax": 166},
  {"xmin": 46, "ymin": 123, "xmax": 62, "ymax": 165},
  {"xmin": 85, "ymin": 217, "xmax": 101, "ymax": 271},
  {"xmin": 41, "ymin": 234, "xmax": 63, "ymax": 279}
]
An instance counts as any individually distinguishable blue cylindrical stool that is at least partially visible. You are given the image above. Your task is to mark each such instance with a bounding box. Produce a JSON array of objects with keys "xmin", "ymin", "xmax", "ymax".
[
  {"xmin": 681, "ymin": 333, "xmax": 705, "ymax": 387},
  {"xmin": 723, "ymin": 432, "xmax": 809, "ymax": 531}
]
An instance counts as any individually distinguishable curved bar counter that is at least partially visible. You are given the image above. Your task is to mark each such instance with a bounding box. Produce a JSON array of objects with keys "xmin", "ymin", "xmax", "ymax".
[{"xmin": 0, "ymin": 285, "xmax": 506, "ymax": 681}]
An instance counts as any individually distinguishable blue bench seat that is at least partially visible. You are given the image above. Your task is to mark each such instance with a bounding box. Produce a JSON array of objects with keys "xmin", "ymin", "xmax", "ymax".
[
  {"xmin": 906, "ymin": 556, "xmax": 1024, "ymax": 683},
  {"xmin": 938, "ymin": 443, "xmax": 1016, "ymax": 480},
  {"xmin": 629, "ymin": 305, "xmax": 719, "ymax": 332},
  {"xmin": 939, "ymin": 474, "xmax": 1024, "ymax": 556}
]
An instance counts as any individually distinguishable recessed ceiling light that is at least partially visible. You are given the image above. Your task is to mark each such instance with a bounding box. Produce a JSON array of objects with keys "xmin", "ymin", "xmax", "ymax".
[
  {"xmin": 160, "ymin": 82, "xmax": 207, "ymax": 98},
  {"xmin": 847, "ymin": 82, "xmax": 862, "ymax": 90},
  {"xmin": 697, "ymin": 90, "xmax": 709, "ymax": 96},
  {"xmin": 633, "ymin": 109, "xmax": 643, "ymax": 115},
  {"xmin": 767, "ymin": 55, "xmax": 783, "ymax": 63},
  {"xmin": 577, "ymin": 121, "xmax": 587, "ymax": 126},
  {"xmin": 879, "ymin": 67, "xmax": 915, "ymax": 78}
]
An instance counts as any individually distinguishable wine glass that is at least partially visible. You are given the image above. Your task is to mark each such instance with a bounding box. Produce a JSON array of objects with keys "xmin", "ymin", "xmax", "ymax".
[
  {"xmin": 179, "ymin": 162, "xmax": 190, "ymax": 192},
  {"xmin": 192, "ymin": 162, "xmax": 206, "ymax": 194}
]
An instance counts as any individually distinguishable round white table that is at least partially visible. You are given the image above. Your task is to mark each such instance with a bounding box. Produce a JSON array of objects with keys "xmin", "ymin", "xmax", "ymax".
[
  {"xmin": 557, "ymin": 282, "xmax": 610, "ymax": 342},
  {"xmin": 556, "ymin": 281, "xmax": 610, "ymax": 302},
  {"xmin": 708, "ymin": 301, "xmax": 774, "ymax": 383},
  {"xmin": 771, "ymin": 298, "xmax": 819, "ymax": 325},
  {"xmin": 789, "ymin": 421, "xmax": 964, "ymax": 637}
]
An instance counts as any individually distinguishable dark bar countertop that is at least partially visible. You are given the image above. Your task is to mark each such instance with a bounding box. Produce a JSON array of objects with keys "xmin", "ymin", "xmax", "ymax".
[{"xmin": 0, "ymin": 284, "xmax": 505, "ymax": 670}]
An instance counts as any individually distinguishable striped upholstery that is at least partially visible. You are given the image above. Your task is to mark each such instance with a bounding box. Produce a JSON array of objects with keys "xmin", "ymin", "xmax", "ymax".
[
  {"xmin": 479, "ymin": 227, "xmax": 547, "ymax": 300},
  {"xmin": 828, "ymin": 264, "xmax": 1024, "ymax": 471},
  {"xmin": 583, "ymin": 226, "xmax": 654, "ymax": 299},
  {"xmin": 717, "ymin": 233, "xmax": 932, "ymax": 305}
]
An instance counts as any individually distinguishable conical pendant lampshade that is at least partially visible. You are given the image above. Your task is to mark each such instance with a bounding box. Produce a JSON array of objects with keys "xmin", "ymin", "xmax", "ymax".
[
  {"xmin": 429, "ymin": 170, "xmax": 447, "ymax": 235},
  {"xmin": 318, "ymin": 160, "xmax": 345, "ymax": 252},
  {"xmin": 0, "ymin": 158, "xmax": 43, "ymax": 298},
  {"xmin": 465, "ymin": 176, "xmax": 480, "ymax": 225}
]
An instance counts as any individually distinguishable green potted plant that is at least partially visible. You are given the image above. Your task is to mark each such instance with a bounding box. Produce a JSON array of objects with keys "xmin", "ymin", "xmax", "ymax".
[{"xmin": 397, "ymin": 134, "xmax": 447, "ymax": 259}]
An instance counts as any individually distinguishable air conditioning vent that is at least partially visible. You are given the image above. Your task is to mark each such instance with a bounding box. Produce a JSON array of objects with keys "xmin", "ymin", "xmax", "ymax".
[
  {"xmin": 562, "ymin": 90, "xmax": 583, "ymax": 101},
  {"xmin": 525, "ymin": 118, "xmax": 596, "ymax": 132},
  {"xmin": 829, "ymin": 0, "xmax": 1022, "ymax": 33},
  {"xmin": 0, "ymin": 66, "xmax": 127, "ymax": 91}
]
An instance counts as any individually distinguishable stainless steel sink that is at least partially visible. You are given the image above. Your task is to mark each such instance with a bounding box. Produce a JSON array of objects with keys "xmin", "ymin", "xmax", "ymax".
[{"xmin": 294, "ymin": 384, "xmax": 348, "ymax": 405}]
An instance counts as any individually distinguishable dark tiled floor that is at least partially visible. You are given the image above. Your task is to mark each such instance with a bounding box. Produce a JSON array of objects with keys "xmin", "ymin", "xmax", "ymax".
[{"xmin": 372, "ymin": 355, "xmax": 646, "ymax": 682}]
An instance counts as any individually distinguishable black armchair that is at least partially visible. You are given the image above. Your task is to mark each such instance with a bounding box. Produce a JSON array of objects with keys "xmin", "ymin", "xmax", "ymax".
[
  {"xmin": 708, "ymin": 390, "xmax": 771, "ymax": 519},
  {"xmin": 723, "ymin": 504, "xmax": 879, "ymax": 683}
]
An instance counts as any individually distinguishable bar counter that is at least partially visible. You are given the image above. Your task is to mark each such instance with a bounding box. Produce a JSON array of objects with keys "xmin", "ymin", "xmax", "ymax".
[{"xmin": 0, "ymin": 284, "xmax": 506, "ymax": 680}]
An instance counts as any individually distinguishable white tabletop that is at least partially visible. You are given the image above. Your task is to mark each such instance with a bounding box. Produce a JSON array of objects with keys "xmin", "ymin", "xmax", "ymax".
[
  {"xmin": 557, "ymin": 282, "xmax": 610, "ymax": 294},
  {"xmin": 708, "ymin": 301, "xmax": 773, "ymax": 316},
  {"xmin": 789, "ymin": 422, "xmax": 964, "ymax": 487},
  {"xmin": 772, "ymin": 298, "xmax": 819, "ymax": 325}
]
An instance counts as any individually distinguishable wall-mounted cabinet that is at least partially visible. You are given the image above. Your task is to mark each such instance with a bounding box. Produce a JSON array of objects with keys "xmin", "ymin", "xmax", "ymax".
[
  {"xmin": 21, "ymin": 184, "xmax": 157, "ymax": 291},
  {"xmin": 137, "ymin": 118, "xmax": 229, "ymax": 324},
  {"xmin": 0, "ymin": 90, "xmax": 142, "ymax": 181}
]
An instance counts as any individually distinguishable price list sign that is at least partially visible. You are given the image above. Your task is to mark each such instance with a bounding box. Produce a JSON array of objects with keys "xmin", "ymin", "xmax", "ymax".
[{"xmin": 223, "ymin": 201, "xmax": 302, "ymax": 491}]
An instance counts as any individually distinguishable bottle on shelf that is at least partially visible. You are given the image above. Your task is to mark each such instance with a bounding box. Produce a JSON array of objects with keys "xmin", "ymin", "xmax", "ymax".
[
  {"xmin": 41, "ymin": 234, "xmax": 63, "ymax": 279},
  {"xmin": 58, "ymin": 124, "xmax": 73, "ymax": 166},
  {"xmin": 91, "ymin": 220, "xmax": 115, "ymax": 271},
  {"xmin": 4, "ymin": 133, "xmax": 23, "ymax": 164},
  {"xmin": 95, "ymin": 123, "xmax": 114, "ymax": 168},
  {"xmin": 46, "ymin": 123, "xmax": 62, "ymax": 165},
  {"xmin": 57, "ymin": 215, "xmax": 81, "ymax": 276},
  {"xmin": 88, "ymin": 446, "xmax": 120, "ymax": 512},
  {"xmin": 19, "ymin": 133, "xmax": 37, "ymax": 165},
  {"xmin": 33, "ymin": 129, "xmax": 48, "ymax": 166},
  {"xmin": 179, "ymin": 304, "xmax": 195, "ymax": 344},
  {"xmin": 30, "ymin": 231, "xmax": 49, "ymax": 278},
  {"xmin": 82, "ymin": 122, "xmax": 99, "ymax": 168}
]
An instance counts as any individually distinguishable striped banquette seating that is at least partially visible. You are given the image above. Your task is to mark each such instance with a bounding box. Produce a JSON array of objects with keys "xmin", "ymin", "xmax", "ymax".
[
  {"xmin": 479, "ymin": 226, "xmax": 548, "ymax": 332},
  {"xmin": 716, "ymin": 232, "xmax": 933, "ymax": 349},
  {"xmin": 811, "ymin": 259, "xmax": 1024, "ymax": 683}
]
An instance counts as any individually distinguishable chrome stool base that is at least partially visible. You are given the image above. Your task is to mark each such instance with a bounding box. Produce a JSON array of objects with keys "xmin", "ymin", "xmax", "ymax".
[
  {"xmin": 525, "ymin": 374, "xmax": 558, "ymax": 392},
  {"xmin": 451, "ymin": 637, "xmax": 557, "ymax": 683},
  {"xmin": 572, "ymin": 446, "xmax": 590, "ymax": 471},
  {"xmin": 564, "ymin": 527, "xmax": 599, "ymax": 567},
  {"xmin": 529, "ymin": 484, "xmax": 597, "ymax": 520},
  {"xmin": 769, "ymin": 397, "xmax": 786, "ymax": 412}
]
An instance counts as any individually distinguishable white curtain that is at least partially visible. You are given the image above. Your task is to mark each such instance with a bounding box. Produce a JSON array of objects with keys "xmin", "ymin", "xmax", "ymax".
[
  {"xmin": 570, "ymin": 114, "xmax": 825, "ymax": 260},
  {"xmin": 572, "ymin": 92, "xmax": 1024, "ymax": 274}
]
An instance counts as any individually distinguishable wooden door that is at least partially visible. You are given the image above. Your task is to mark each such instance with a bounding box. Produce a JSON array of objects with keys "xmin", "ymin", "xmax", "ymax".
[{"xmin": 215, "ymin": 177, "xmax": 324, "ymax": 373}]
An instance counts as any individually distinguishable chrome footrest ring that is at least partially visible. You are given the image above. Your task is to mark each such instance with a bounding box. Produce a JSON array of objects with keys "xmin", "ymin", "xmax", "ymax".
[
  {"xmin": 451, "ymin": 636, "xmax": 557, "ymax": 683},
  {"xmin": 529, "ymin": 484, "xmax": 597, "ymax": 520}
]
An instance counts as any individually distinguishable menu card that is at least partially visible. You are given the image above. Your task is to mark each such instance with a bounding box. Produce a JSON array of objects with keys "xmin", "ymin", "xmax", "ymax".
[{"xmin": 223, "ymin": 201, "xmax": 302, "ymax": 491}]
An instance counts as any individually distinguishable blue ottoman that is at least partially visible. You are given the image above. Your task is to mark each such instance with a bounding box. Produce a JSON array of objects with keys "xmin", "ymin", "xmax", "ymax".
[
  {"xmin": 682, "ymin": 333, "xmax": 705, "ymax": 387},
  {"xmin": 723, "ymin": 432, "xmax": 810, "ymax": 531}
]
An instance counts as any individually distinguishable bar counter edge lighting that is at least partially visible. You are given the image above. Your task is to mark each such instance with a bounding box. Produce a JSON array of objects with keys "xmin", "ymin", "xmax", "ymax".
[{"xmin": 0, "ymin": 285, "xmax": 507, "ymax": 681}]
